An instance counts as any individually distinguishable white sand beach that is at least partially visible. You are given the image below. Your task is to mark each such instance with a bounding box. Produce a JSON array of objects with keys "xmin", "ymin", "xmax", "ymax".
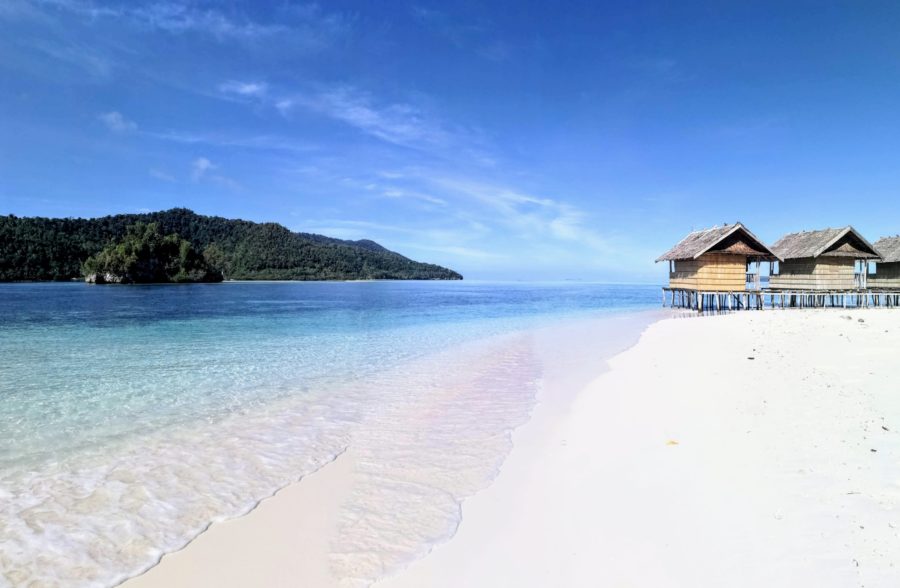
[{"xmin": 125, "ymin": 310, "xmax": 900, "ymax": 587}]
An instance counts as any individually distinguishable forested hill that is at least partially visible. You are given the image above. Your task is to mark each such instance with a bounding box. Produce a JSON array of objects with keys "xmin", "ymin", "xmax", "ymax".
[{"xmin": 0, "ymin": 208, "xmax": 463, "ymax": 281}]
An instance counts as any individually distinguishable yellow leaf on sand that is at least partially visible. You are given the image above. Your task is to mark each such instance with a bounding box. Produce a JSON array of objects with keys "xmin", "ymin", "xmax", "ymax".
[{"xmin": 666, "ymin": 440, "xmax": 679, "ymax": 446}]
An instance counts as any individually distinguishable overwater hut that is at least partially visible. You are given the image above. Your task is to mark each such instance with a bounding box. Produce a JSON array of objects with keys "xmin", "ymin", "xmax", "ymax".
[
  {"xmin": 656, "ymin": 223, "xmax": 779, "ymax": 292},
  {"xmin": 869, "ymin": 236, "xmax": 900, "ymax": 289},
  {"xmin": 769, "ymin": 227, "xmax": 881, "ymax": 290}
]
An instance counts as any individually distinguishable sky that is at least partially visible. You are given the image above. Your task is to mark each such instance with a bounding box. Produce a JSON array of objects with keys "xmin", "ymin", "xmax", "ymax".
[{"xmin": 3, "ymin": 1, "xmax": 900, "ymax": 281}]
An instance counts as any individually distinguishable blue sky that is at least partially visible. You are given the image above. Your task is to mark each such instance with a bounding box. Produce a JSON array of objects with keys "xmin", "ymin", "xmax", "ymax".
[{"xmin": 3, "ymin": 1, "xmax": 900, "ymax": 281}]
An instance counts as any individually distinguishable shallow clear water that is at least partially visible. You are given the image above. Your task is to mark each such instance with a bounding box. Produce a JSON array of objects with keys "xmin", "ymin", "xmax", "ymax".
[{"xmin": 0, "ymin": 281, "xmax": 659, "ymax": 587}]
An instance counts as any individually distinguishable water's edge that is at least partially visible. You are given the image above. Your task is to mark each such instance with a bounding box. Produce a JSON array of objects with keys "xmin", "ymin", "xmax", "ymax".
[
  {"xmin": 0, "ymin": 282, "xmax": 664, "ymax": 587},
  {"xmin": 115, "ymin": 309, "xmax": 669, "ymax": 588}
]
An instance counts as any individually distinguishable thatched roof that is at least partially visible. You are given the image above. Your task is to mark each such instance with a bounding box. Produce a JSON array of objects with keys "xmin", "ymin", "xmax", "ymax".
[
  {"xmin": 874, "ymin": 236, "xmax": 900, "ymax": 263},
  {"xmin": 770, "ymin": 227, "xmax": 881, "ymax": 260},
  {"xmin": 656, "ymin": 223, "xmax": 779, "ymax": 262}
]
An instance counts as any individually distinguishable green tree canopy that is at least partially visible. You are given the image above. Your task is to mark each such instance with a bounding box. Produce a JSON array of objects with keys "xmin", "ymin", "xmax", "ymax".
[
  {"xmin": 0, "ymin": 208, "xmax": 463, "ymax": 281},
  {"xmin": 83, "ymin": 222, "xmax": 223, "ymax": 284}
]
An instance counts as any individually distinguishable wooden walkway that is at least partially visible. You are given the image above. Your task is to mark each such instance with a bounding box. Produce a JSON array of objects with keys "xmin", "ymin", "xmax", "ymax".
[{"xmin": 663, "ymin": 287, "xmax": 900, "ymax": 312}]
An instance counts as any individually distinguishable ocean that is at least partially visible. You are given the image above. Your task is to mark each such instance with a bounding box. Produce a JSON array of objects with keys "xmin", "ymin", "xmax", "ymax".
[{"xmin": 0, "ymin": 281, "xmax": 660, "ymax": 587}]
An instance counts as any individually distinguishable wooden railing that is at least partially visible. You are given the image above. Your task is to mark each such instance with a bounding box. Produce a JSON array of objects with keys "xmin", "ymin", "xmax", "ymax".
[{"xmin": 746, "ymin": 272, "xmax": 760, "ymax": 290}]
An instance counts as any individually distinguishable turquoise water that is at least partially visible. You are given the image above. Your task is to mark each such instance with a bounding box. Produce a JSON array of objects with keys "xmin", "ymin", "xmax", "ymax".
[{"xmin": 0, "ymin": 281, "xmax": 659, "ymax": 587}]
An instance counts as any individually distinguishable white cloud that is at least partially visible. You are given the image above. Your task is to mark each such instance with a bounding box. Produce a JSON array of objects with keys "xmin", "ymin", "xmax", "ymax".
[
  {"xmin": 191, "ymin": 157, "xmax": 215, "ymax": 181},
  {"xmin": 131, "ymin": 3, "xmax": 285, "ymax": 39},
  {"xmin": 297, "ymin": 86, "xmax": 450, "ymax": 148},
  {"xmin": 31, "ymin": 40, "xmax": 113, "ymax": 78},
  {"xmin": 148, "ymin": 130, "xmax": 314, "ymax": 153},
  {"xmin": 189, "ymin": 157, "xmax": 241, "ymax": 189},
  {"xmin": 34, "ymin": 0, "xmax": 284, "ymax": 39},
  {"xmin": 149, "ymin": 168, "xmax": 176, "ymax": 182},
  {"xmin": 209, "ymin": 175, "xmax": 241, "ymax": 190},
  {"xmin": 403, "ymin": 243, "xmax": 505, "ymax": 260},
  {"xmin": 381, "ymin": 188, "xmax": 447, "ymax": 206},
  {"xmin": 429, "ymin": 176, "xmax": 611, "ymax": 253},
  {"xmin": 98, "ymin": 111, "xmax": 136, "ymax": 132},
  {"xmin": 218, "ymin": 80, "xmax": 268, "ymax": 98},
  {"xmin": 411, "ymin": 6, "xmax": 512, "ymax": 63},
  {"xmin": 30, "ymin": 0, "xmax": 349, "ymax": 46},
  {"xmin": 275, "ymin": 99, "xmax": 294, "ymax": 116}
]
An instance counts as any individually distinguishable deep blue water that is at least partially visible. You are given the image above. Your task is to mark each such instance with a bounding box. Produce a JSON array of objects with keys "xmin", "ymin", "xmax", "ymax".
[{"xmin": 1, "ymin": 280, "xmax": 659, "ymax": 329}]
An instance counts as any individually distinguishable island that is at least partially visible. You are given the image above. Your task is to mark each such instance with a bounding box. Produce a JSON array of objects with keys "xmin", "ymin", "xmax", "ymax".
[
  {"xmin": 84, "ymin": 222, "xmax": 222, "ymax": 284},
  {"xmin": 0, "ymin": 208, "xmax": 463, "ymax": 281}
]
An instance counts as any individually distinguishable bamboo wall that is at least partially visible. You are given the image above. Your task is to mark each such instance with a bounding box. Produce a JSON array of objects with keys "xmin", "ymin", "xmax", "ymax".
[
  {"xmin": 869, "ymin": 263, "xmax": 900, "ymax": 288},
  {"xmin": 668, "ymin": 253, "xmax": 747, "ymax": 291},
  {"xmin": 768, "ymin": 257, "xmax": 857, "ymax": 290}
]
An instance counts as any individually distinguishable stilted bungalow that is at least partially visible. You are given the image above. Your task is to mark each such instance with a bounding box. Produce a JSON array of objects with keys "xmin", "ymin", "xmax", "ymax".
[
  {"xmin": 657, "ymin": 223, "xmax": 780, "ymax": 310},
  {"xmin": 769, "ymin": 227, "xmax": 881, "ymax": 291},
  {"xmin": 869, "ymin": 236, "xmax": 900, "ymax": 289}
]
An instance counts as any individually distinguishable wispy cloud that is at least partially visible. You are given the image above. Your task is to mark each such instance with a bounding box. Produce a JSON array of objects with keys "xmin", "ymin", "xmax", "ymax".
[
  {"xmin": 29, "ymin": 39, "xmax": 113, "ymax": 78},
  {"xmin": 403, "ymin": 243, "xmax": 506, "ymax": 260},
  {"xmin": 29, "ymin": 0, "xmax": 349, "ymax": 46},
  {"xmin": 431, "ymin": 177, "xmax": 609, "ymax": 251},
  {"xmin": 381, "ymin": 188, "xmax": 447, "ymax": 206},
  {"xmin": 190, "ymin": 156, "xmax": 240, "ymax": 189},
  {"xmin": 302, "ymin": 219, "xmax": 486, "ymax": 249},
  {"xmin": 149, "ymin": 168, "xmax": 176, "ymax": 182},
  {"xmin": 275, "ymin": 99, "xmax": 294, "ymax": 116},
  {"xmin": 129, "ymin": 3, "xmax": 285, "ymax": 39},
  {"xmin": 274, "ymin": 85, "xmax": 497, "ymax": 161},
  {"xmin": 218, "ymin": 80, "xmax": 268, "ymax": 98},
  {"xmin": 98, "ymin": 110, "xmax": 136, "ymax": 132},
  {"xmin": 632, "ymin": 57, "xmax": 694, "ymax": 84},
  {"xmin": 297, "ymin": 162, "xmax": 614, "ymax": 273},
  {"xmin": 411, "ymin": 6, "xmax": 512, "ymax": 63},
  {"xmin": 0, "ymin": 0, "xmax": 50, "ymax": 21},
  {"xmin": 295, "ymin": 86, "xmax": 450, "ymax": 148},
  {"xmin": 190, "ymin": 157, "xmax": 214, "ymax": 181},
  {"xmin": 33, "ymin": 0, "xmax": 282, "ymax": 39},
  {"xmin": 208, "ymin": 78, "xmax": 493, "ymax": 165},
  {"xmin": 147, "ymin": 130, "xmax": 315, "ymax": 153}
]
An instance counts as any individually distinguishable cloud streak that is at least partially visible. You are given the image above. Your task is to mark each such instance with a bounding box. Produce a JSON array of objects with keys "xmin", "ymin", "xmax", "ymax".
[
  {"xmin": 149, "ymin": 168, "xmax": 176, "ymax": 182},
  {"xmin": 29, "ymin": 38, "xmax": 114, "ymax": 78},
  {"xmin": 296, "ymin": 86, "xmax": 450, "ymax": 148},
  {"xmin": 98, "ymin": 110, "xmax": 136, "ymax": 132},
  {"xmin": 188, "ymin": 156, "xmax": 240, "ymax": 189},
  {"xmin": 191, "ymin": 157, "xmax": 214, "ymax": 181},
  {"xmin": 431, "ymin": 177, "xmax": 611, "ymax": 253},
  {"xmin": 218, "ymin": 80, "xmax": 268, "ymax": 98},
  {"xmin": 28, "ymin": 0, "xmax": 349, "ymax": 45},
  {"xmin": 147, "ymin": 130, "xmax": 315, "ymax": 153}
]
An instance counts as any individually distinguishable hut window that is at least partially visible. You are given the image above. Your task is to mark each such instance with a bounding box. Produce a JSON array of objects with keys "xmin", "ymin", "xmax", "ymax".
[
  {"xmin": 868, "ymin": 261, "xmax": 877, "ymax": 275},
  {"xmin": 771, "ymin": 261, "xmax": 779, "ymax": 276}
]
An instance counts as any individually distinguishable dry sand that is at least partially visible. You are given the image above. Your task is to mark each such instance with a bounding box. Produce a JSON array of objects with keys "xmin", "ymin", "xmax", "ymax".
[{"xmin": 125, "ymin": 310, "xmax": 900, "ymax": 587}]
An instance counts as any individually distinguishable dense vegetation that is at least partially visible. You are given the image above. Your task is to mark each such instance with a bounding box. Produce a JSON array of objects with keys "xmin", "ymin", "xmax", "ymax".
[
  {"xmin": 0, "ymin": 208, "xmax": 463, "ymax": 281},
  {"xmin": 83, "ymin": 222, "xmax": 222, "ymax": 284}
]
